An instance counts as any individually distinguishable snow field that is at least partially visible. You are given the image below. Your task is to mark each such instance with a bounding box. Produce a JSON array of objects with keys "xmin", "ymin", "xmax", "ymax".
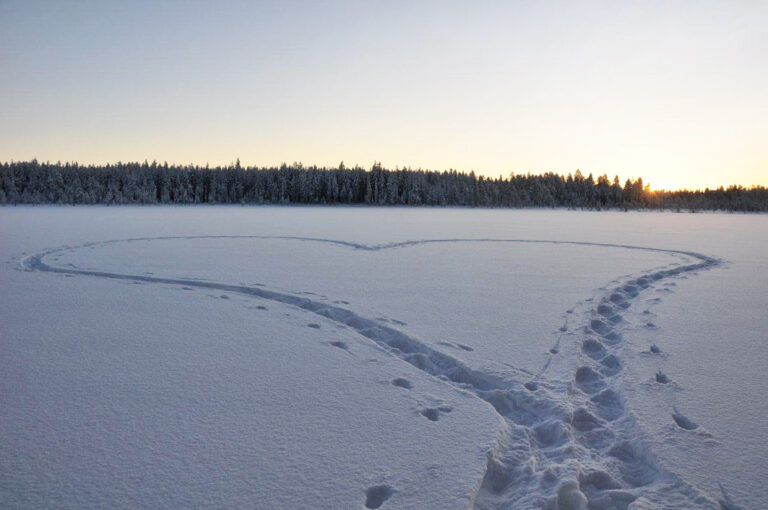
[{"xmin": 2, "ymin": 206, "xmax": 766, "ymax": 508}]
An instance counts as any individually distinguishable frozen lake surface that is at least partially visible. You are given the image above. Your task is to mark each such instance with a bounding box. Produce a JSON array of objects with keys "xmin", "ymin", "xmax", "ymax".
[{"xmin": 1, "ymin": 207, "xmax": 766, "ymax": 509}]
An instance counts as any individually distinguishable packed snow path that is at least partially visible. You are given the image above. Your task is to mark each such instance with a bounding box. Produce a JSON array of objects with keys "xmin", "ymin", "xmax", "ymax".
[{"xmin": 22, "ymin": 236, "xmax": 731, "ymax": 509}]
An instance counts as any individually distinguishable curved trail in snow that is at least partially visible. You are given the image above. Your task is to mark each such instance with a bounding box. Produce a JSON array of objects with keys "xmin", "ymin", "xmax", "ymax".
[{"xmin": 21, "ymin": 237, "xmax": 726, "ymax": 509}]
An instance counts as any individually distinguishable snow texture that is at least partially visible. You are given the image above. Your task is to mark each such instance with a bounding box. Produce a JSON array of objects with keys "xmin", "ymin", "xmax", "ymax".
[{"xmin": 1, "ymin": 206, "xmax": 766, "ymax": 509}]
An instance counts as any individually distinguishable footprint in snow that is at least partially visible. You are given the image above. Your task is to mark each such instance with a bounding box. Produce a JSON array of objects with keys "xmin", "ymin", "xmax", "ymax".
[
  {"xmin": 365, "ymin": 485, "xmax": 395, "ymax": 509},
  {"xmin": 672, "ymin": 407, "xmax": 698, "ymax": 430},
  {"xmin": 420, "ymin": 405, "xmax": 453, "ymax": 422},
  {"xmin": 391, "ymin": 378, "xmax": 413, "ymax": 389}
]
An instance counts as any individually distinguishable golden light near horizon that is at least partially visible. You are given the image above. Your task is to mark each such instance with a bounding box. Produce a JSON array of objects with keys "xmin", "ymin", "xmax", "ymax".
[{"xmin": 0, "ymin": 1, "xmax": 766, "ymax": 191}]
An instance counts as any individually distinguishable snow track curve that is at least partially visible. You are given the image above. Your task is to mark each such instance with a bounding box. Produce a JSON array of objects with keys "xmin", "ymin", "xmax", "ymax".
[{"xmin": 21, "ymin": 237, "xmax": 730, "ymax": 509}]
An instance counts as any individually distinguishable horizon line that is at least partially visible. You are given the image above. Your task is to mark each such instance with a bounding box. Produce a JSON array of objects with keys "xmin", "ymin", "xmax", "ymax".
[{"xmin": 3, "ymin": 158, "xmax": 766, "ymax": 193}]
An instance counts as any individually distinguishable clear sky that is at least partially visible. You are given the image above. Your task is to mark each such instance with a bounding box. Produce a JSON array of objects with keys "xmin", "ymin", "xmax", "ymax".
[{"xmin": 1, "ymin": 1, "xmax": 766, "ymax": 190}]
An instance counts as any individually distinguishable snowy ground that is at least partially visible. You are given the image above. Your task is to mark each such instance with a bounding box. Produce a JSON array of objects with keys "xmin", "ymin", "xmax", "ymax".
[{"xmin": 1, "ymin": 207, "xmax": 766, "ymax": 509}]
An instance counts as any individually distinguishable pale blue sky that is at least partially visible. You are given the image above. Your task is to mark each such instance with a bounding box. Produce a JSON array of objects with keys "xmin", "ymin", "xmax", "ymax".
[{"xmin": 1, "ymin": 0, "xmax": 766, "ymax": 189}]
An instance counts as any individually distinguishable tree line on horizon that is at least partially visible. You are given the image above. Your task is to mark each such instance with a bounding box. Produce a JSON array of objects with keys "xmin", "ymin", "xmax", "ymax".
[{"xmin": 1, "ymin": 160, "xmax": 766, "ymax": 211}]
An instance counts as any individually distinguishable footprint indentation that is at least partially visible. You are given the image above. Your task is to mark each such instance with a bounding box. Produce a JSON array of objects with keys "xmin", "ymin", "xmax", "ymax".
[
  {"xmin": 575, "ymin": 366, "xmax": 601, "ymax": 383},
  {"xmin": 579, "ymin": 470, "xmax": 621, "ymax": 491},
  {"xmin": 590, "ymin": 319, "xmax": 611, "ymax": 335},
  {"xmin": 533, "ymin": 419, "xmax": 571, "ymax": 448},
  {"xmin": 575, "ymin": 366, "xmax": 605, "ymax": 393},
  {"xmin": 420, "ymin": 406, "xmax": 452, "ymax": 422},
  {"xmin": 329, "ymin": 341, "xmax": 348, "ymax": 351},
  {"xmin": 421, "ymin": 408, "xmax": 440, "ymax": 421},
  {"xmin": 365, "ymin": 485, "xmax": 394, "ymax": 508},
  {"xmin": 391, "ymin": 378, "xmax": 412, "ymax": 390},
  {"xmin": 591, "ymin": 389, "xmax": 624, "ymax": 421},
  {"xmin": 571, "ymin": 407, "xmax": 603, "ymax": 432},
  {"xmin": 600, "ymin": 354, "xmax": 622, "ymax": 374},
  {"xmin": 602, "ymin": 331, "xmax": 622, "ymax": 345},
  {"xmin": 672, "ymin": 408, "xmax": 698, "ymax": 430},
  {"xmin": 307, "ymin": 323, "xmax": 321, "ymax": 329},
  {"xmin": 608, "ymin": 441, "xmax": 659, "ymax": 487},
  {"xmin": 582, "ymin": 338, "xmax": 606, "ymax": 359},
  {"xmin": 597, "ymin": 304, "xmax": 614, "ymax": 317}
]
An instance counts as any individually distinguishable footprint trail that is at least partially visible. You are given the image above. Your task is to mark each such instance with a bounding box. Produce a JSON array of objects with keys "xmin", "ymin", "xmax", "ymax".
[{"xmin": 20, "ymin": 236, "xmax": 725, "ymax": 508}]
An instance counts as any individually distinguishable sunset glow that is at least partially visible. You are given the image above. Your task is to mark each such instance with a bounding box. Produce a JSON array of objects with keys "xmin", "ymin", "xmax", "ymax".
[{"xmin": 1, "ymin": 1, "xmax": 766, "ymax": 190}]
